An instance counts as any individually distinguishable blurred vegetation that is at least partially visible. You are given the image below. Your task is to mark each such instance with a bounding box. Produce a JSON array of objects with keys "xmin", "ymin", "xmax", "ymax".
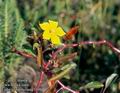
[
  {"xmin": 0, "ymin": 0, "xmax": 27, "ymax": 84},
  {"xmin": 0, "ymin": 0, "xmax": 120, "ymax": 93}
]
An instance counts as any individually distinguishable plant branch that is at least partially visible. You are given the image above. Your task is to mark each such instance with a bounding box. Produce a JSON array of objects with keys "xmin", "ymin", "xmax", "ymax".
[
  {"xmin": 34, "ymin": 71, "xmax": 44, "ymax": 93},
  {"xmin": 11, "ymin": 47, "xmax": 48, "ymax": 68},
  {"xmin": 11, "ymin": 47, "xmax": 36, "ymax": 59},
  {"xmin": 55, "ymin": 87, "xmax": 63, "ymax": 93},
  {"xmin": 57, "ymin": 80, "xmax": 79, "ymax": 93},
  {"xmin": 52, "ymin": 40, "xmax": 120, "ymax": 59}
]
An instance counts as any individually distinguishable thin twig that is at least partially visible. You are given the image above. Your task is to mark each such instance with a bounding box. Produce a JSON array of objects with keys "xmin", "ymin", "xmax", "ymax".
[
  {"xmin": 12, "ymin": 47, "xmax": 48, "ymax": 69},
  {"xmin": 11, "ymin": 47, "xmax": 36, "ymax": 59},
  {"xmin": 34, "ymin": 71, "xmax": 44, "ymax": 93},
  {"xmin": 55, "ymin": 87, "xmax": 63, "ymax": 93},
  {"xmin": 52, "ymin": 40, "xmax": 120, "ymax": 59},
  {"xmin": 44, "ymin": 60, "xmax": 51, "ymax": 70},
  {"xmin": 57, "ymin": 80, "xmax": 79, "ymax": 93}
]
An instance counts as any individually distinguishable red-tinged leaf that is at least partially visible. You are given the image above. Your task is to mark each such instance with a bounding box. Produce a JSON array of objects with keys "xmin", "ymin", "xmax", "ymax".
[{"xmin": 64, "ymin": 26, "xmax": 79, "ymax": 40}]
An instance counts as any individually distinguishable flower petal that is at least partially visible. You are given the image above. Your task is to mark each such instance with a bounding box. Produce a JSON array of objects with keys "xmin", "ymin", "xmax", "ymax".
[
  {"xmin": 56, "ymin": 27, "xmax": 66, "ymax": 36},
  {"xmin": 51, "ymin": 33, "xmax": 61, "ymax": 45},
  {"xmin": 39, "ymin": 22, "xmax": 50, "ymax": 31},
  {"xmin": 43, "ymin": 30, "xmax": 51, "ymax": 40},
  {"xmin": 49, "ymin": 20, "xmax": 58, "ymax": 29}
]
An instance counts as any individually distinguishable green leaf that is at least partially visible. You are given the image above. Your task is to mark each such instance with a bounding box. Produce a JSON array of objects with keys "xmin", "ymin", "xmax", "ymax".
[
  {"xmin": 61, "ymin": 64, "xmax": 70, "ymax": 70},
  {"xmin": 102, "ymin": 73, "xmax": 118, "ymax": 93},
  {"xmin": 61, "ymin": 63, "xmax": 77, "ymax": 71},
  {"xmin": 63, "ymin": 74, "xmax": 70, "ymax": 79},
  {"xmin": 52, "ymin": 68, "xmax": 61, "ymax": 73},
  {"xmin": 84, "ymin": 81, "xmax": 104, "ymax": 89},
  {"xmin": 105, "ymin": 73, "xmax": 118, "ymax": 90}
]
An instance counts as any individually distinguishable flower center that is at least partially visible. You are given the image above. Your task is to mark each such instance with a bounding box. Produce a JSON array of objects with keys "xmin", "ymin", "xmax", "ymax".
[{"xmin": 50, "ymin": 29, "xmax": 55, "ymax": 33}]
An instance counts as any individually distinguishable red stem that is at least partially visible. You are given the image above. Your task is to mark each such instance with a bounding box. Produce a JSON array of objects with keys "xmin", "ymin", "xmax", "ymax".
[
  {"xmin": 52, "ymin": 40, "xmax": 120, "ymax": 59},
  {"xmin": 11, "ymin": 47, "xmax": 36, "ymax": 59},
  {"xmin": 56, "ymin": 87, "xmax": 63, "ymax": 93},
  {"xmin": 57, "ymin": 80, "xmax": 79, "ymax": 93},
  {"xmin": 34, "ymin": 71, "xmax": 44, "ymax": 93},
  {"xmin": 12, "ymin": 48, "xmax": 48, "ymax": 69}
]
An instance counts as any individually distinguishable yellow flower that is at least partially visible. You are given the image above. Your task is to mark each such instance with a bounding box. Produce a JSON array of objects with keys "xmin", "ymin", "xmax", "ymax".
[{"xmin": 39, "ymin": 20, "xmax": 66, "ymax": 45}]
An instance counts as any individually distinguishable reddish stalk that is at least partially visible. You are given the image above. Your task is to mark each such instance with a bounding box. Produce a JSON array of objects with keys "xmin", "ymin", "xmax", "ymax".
[
  {"xmin": 44, "ymin": 60, "xmax": 51, "ymax": 70},
  {"xmin": 11, "ymin": 47, "xmax": 36, "ymax": 59},
  {"xmin": 78, "ymin": 40, "xmax": 120, "ymax": 54},
  {"xmin": 34, "ymin": 71, "xmax": 44, "ymax": 93},
  {"xmin": 57, "ymin": 80, "xmax": 79, "ymax": 93},
  {"xmin": 52, "ymin": 40, "xmax": 120, "ymax": 59},
  {"xmin": 11, "ymin": 47, "xmax": 48, "ymax": 68},
  {"xmin": 56, "ymin": 87, "xmax": 63, "ymax": 93}
]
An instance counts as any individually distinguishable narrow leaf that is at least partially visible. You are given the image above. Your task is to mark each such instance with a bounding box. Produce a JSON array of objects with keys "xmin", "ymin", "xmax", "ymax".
[
  {"xmin": 105, "ymin": 73, "xmax": 118, "ymax": 89},
  {"xmin": 84, "ymin": 81, "xmax": 104, "ymax": 89}
]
